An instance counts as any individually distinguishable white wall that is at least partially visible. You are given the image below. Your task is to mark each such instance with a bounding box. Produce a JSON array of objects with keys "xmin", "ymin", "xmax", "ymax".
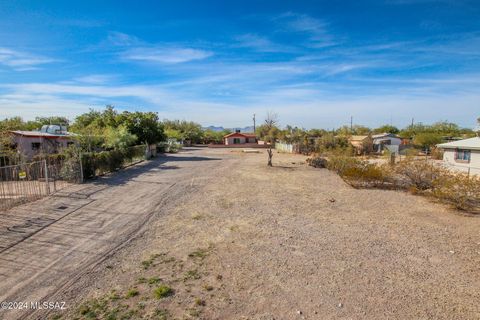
[
  {"xmin": 373, "ymin": 137, "xmax": 402, "ymax": 146},
  {"xmin": 442, "ymin": 149, "xmax": 480, "ymax": 175}
]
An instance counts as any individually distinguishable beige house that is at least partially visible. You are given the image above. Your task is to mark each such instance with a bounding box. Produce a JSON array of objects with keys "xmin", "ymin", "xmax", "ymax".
[
  {"xmin": 349, "ymin": 135, "xmax": 373, "ymax": 154},
  {"xmin": 437, "ymin": 137, "xmax": 480, "ymax": 175}
]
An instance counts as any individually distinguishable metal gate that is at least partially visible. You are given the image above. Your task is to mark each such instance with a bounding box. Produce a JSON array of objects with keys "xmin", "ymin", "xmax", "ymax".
[{"xmin": 0, "ymin": 157, "xmax": 82, "ymax": 211}]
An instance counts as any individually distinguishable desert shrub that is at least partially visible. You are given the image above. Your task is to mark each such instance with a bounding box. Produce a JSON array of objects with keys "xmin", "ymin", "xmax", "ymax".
[
  {"xmin": 157, "ymin": 140, "xmax": 182, "ymax": 153},
  {"xmin": 153, "ymin": 285, "xmax": 173, "ymax": 299},
  {"xmin": 394, "ymin": 159, "xmax": 445, "ymax": 190},
  {"xmin": 325, "ymin": 155, "xmax": 392, "ymax": 188},
  {"xmin": 432, "ymin": 172, "xmax": 480, "ymax": 211},
  {"xmin": 325, "ymin": 155, "xmax": 363, "ymax": 176},
  {"xmin": 306, "ymin": 156, "xmax": 328, "ymax": 168},
  {"xmin": 316, "ymin": 153, "xmax": 480, "ymax": 213},
  {"xmin": 81, "ymin": 145, "xmax": 145, "ymax": 179}
]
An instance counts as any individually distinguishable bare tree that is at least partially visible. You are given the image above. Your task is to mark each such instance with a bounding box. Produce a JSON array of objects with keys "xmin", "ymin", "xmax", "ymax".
[{"xmin": 261, "ymin": 112, "xmax": 279, "ymax": 166}]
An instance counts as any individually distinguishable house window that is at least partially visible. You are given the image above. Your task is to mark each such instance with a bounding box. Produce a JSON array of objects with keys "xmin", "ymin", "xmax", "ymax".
[
  {"xmin": 455, "ymin": 149, "xmax": 471, "ymax": 162},
  {"xmin": 233, "ymin": 138, "xmax": 241, "ymax": 144},
  {"xmin": 31, "ymin": 142, "xmax": 41, "ymax": 151}
]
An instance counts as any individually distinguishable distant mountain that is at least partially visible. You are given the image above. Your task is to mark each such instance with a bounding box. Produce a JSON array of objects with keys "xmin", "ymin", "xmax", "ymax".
[
  {"xmin": 203, "ymin": 125, "xmax": 256, "ymax": 133},
  {"xmin": 203, "ymin": 126, "xmax": 225, "ymax": 132}
]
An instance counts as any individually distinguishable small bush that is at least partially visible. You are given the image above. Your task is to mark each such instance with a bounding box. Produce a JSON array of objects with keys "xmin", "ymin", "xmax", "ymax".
[
  {"xmin": 306, "ymin": 156, "xmax": 328, "ymax": 168},
  {"xmin": 394, "ymin": 159, "xmax": 445, "ymax": 190},
  {"xmin": 316, "ymin": 154, "xmax": 480, "ymax": 213},
  {"xmin": 195, "ymin": 298, "xmax": 206, "ymax": 306},
  {"xmin": 432, "ymin": 172, "xmax": 480, "ymax": 211},
  {"xmin": 154, "ymin": 285, "xmax": 174, "ymax": 299},
  {"xmin": 125, "ymin": 288, "xmax": 139, "ymax": 298},
  {"xmin": 81, "ymin": 145, "xmax": 145, "ymax": 179},
  {"xmin": 148, "ymin": 277, "xmax": 162, "ymax": 285}
]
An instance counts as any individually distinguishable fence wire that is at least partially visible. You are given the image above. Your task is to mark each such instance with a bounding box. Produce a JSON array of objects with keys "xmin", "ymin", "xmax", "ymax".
[{"xmin": 0, "ymin": 158, "xmax": 82, "ymax": 211}]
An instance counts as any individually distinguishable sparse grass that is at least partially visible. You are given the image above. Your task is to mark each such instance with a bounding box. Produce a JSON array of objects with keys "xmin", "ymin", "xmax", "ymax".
[
  {"xmin": 137, "ymin": 277, "xmax": 147, "ymax": 284},
  {"xmin": 187, "ymin": 308, "xmax": 201, "ymax": 317},
  {"xmin": 140, "ymin": 253, "xmax": 174, "ymax": 270},
  {"xmin": 141, "ymin": 259, "xmax": 153, "ymax": 270},
  {"xmin": 184, "ymin": 269, "xmax": 201, "ymax": 281},
  {"xmin": 161, "ymin": 256, "xmax": 176, "ymax": 263},
  {"xmin": 125, "ymin": 288, "xmax": 139, "ymax": 298},
  {"xmin": 188, "ymin": 246, "xmax": 212, "ymax": 260},
  {"xmin": 148, "ymin": 276, "xmax": 162, "ymax": 285},
  {"xmin": 194, "ymin": 298, "xmax": 206, "ymax": 306},
  {"xmin": 229, "ymin": 225, "xmax": 239, "ymax": 232},
  {"xmin": 192, "ymin": 213, "xmax": 203, "ymax": 220},
  {"xmin": 152, "ymin": 308, "xmax": 170, "ymax": 320},
  {"xmin": 153, "ymin": 285, "xmax": 174, "ymax": 299},
  {"xmin": 109, "ymin": 290, "xmax": 121, "ymax": 301},
  {"xmin": 188, "ymin": 249, "xmax": 208, "ymax": 259}
]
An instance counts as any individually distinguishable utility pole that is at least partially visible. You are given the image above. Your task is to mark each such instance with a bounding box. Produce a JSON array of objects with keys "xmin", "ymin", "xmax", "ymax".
[
  {"xmin": 350, "ymin": 116, "xmax": 353, "ymax": 133},
  {"xmin": 411, "ymin": 118, "xmax": 414, "ymax": 128},
  {"xmin": 253, "ymin": 113, "xmax": 256, "ymax": 133}
]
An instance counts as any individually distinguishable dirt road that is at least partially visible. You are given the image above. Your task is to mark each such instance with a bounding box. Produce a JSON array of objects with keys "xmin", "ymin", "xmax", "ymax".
[
  {"xmin": 1, "ymin": 148, "xmax": 479, "ymax": 319},
  {"xmin": 0, "ymin": 148, "xmax": 234, "ymax": 320}
]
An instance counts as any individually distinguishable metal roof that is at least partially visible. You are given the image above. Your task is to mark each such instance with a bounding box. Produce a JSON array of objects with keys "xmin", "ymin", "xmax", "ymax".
[
  {"xmin": 437, "ymin": 137, "xmax": 480, "ymax": 150},
  {"xmin": 9, "ymin": 130, "xmax": 76, "ymax": 138}
]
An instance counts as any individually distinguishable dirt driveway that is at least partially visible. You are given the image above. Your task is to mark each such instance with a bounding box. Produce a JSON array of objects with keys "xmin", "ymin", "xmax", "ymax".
[{"xmin": 1, "ymin": 148, "xmax": 479, "ymax": 320}]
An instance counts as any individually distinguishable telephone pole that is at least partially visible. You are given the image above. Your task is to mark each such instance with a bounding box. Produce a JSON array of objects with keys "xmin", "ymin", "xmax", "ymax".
[
  {"xmin": 253, "ymin": 113, "xmax": 256, "ymax": 133},
  {"xmin": 350, "ymin": 116, "xmax": 353, "ymax": 132}
]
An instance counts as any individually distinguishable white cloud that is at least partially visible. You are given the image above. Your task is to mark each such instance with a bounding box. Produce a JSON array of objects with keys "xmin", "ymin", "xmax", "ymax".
[
  {"xmin": 0, "ymin": 48, "xmax": 55, "ymax": 71},
  {"xmin": 74, "ymin": 74, "xmax": 118, "ymax": 85},
  {"xmin": 276, "ymin": 13, "xmax": 339, "ymax": 48},
  {"xmin": 121, "ymin": 47, "xmax": 213, "ymax": 64},
  {"xmin": 1, "ymin": 76, "xmax": 479, "ymax": 129},
  {"xmin": 234, "ymin": 33, "xmax": 294, "ymax": 52},
  {"xmin": 107, "ymin": 32, "xmax": 141, "ymax": 46}
]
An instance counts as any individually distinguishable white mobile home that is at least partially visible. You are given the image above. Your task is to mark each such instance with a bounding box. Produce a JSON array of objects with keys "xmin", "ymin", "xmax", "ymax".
[
  {"xmin": 372, "ymin": 133, "xmax": 402, "ymax": 154},
  {"xmin": 437, "ymin": 137, "xmax": 480, "ymax": 175}
]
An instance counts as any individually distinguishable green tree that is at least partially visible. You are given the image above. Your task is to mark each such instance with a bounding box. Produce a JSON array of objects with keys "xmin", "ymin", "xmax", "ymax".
[
  {"xmin": 413, "ymin": 132, "xmax": 443, "ymax": 150},
  {"xmin": 202, "ymin": 129, "xmax": 230, "ymax": 144},
  {"xmin": 353, "ymin": 125, "xmax": 371, "ymax": 135},
  {"xmin": 162, "ymin": 120, "xmax": 203, "ymax": 144},
  {"xmin": 35, "ymin": 116, "xmax": 70, "ymax": 126},
  {"xmin": 104, "ymin": 125, "xmax": 137, "ymax": 149},
  {"xmin": 373, "ymin": 125, "xmax": 399, "ymax": 134},
  {"xmin": 117, "ymin": 111, "xmax": 165, "ymax": 145},
  {"xmin": 165, "ymin": 128, "xmax": 184, "ymax": 141}
]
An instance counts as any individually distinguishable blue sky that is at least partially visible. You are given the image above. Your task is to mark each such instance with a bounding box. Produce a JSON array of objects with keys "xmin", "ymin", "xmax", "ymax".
[{"xmin": 0, "ymin": 0, "xmax": 479, "ymax": 129}]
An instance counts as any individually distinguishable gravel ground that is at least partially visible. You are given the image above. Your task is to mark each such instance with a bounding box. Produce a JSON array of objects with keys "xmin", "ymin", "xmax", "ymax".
[{"xmin": 1, "ymin": 147, "xmax": 479, "ymax": 319}]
